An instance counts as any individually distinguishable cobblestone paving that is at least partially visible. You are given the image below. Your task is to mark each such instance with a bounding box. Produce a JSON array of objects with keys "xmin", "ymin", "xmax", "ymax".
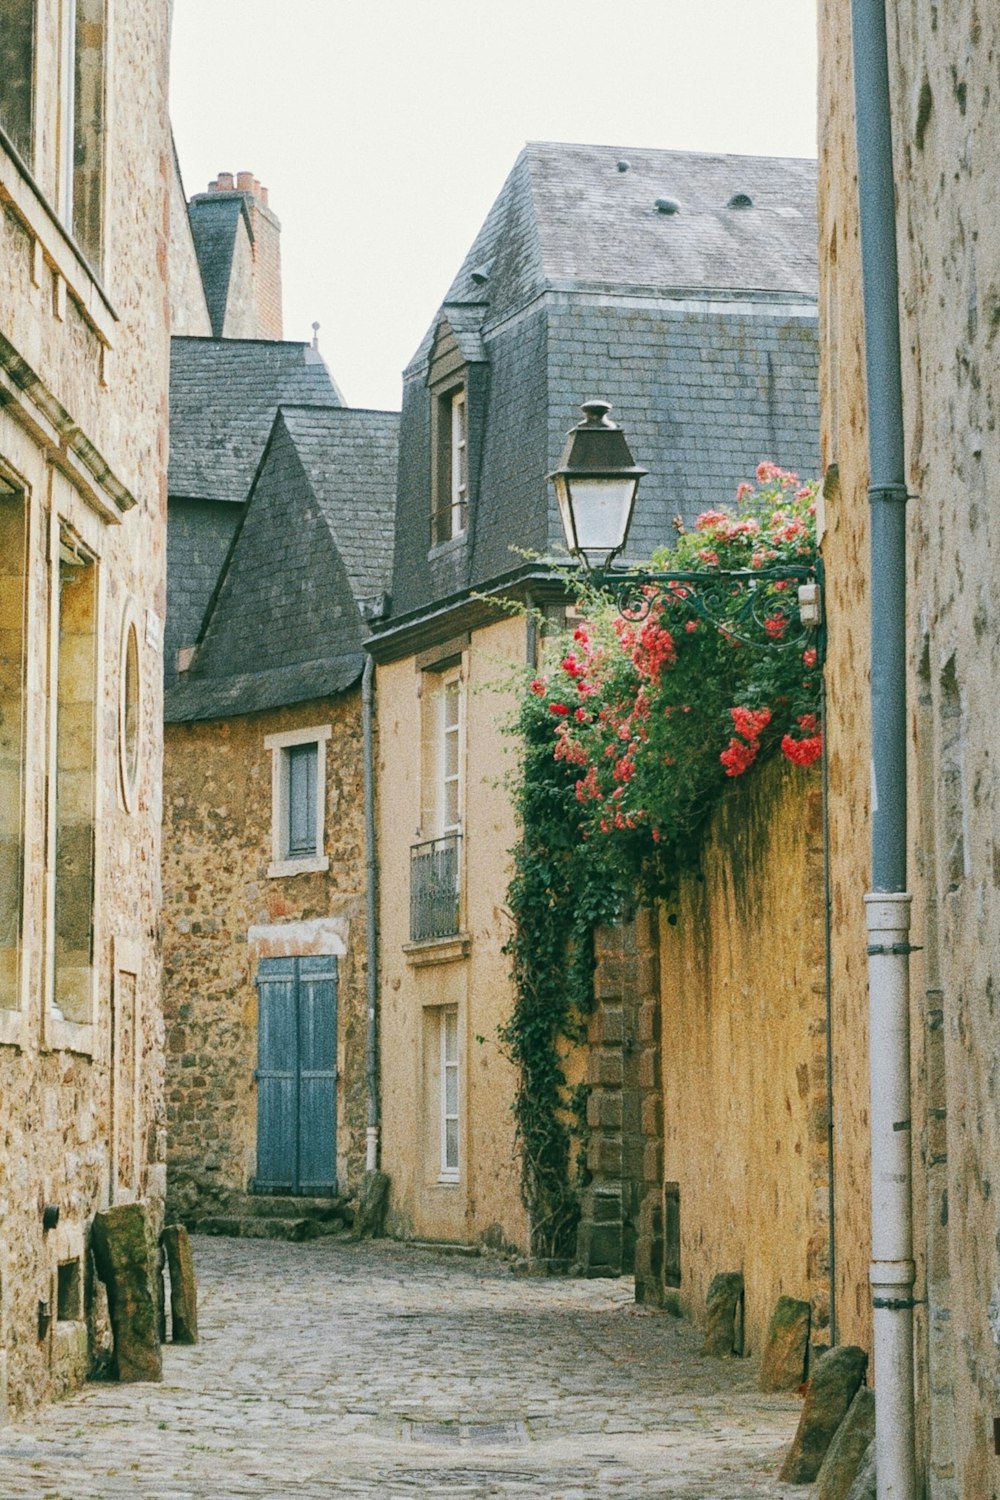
[{"xmin": 2, "ymin": 1236, "xmax": 802, "ymax": 1498}]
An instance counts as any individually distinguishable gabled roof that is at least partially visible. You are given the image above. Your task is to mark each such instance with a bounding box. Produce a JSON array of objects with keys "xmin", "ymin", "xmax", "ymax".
[
  {"xmin": 187, "ymin": 195, "xmax": 248, "ymax": 337},
  {"xmin": 407, "ymin": 142, "xmax": 817, "ymax": 371},
  {"xmin": 169, "ymin": 336, "xmax": 344, "ymax": 504},
  {"xmin": 165, "ymin": 403, "xmax": 398, "ymax": 723}
]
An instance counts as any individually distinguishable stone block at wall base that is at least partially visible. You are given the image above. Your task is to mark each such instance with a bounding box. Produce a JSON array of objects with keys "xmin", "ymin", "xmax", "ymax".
[
  {"xmin": 90, "ymin": 1204, "xmax": 162, "ymax": 1382},
  {"xmin": 703, "ymin": 1271, "xmax": 745, "ymax": 1357},
  {"xmin": 162, "ymin": 1224, "xmax": 198, "ymax": 1343},
  {"xmin": 778, "ymin": 1344, "xmax": 868, "ymax": 1484},
  {"xmin": 576, "ymin": 1184, "xmax": 623, "ymax": 1275},
  {"xmin": 759, "ymin": 1295, "xmax": 811, "ymax": 1391},
  {"xmin": 811, "ymin": 1387, "xmax": 876, "ymax": 1500}
]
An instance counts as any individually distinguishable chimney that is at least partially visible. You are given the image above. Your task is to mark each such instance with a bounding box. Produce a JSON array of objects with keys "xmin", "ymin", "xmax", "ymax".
[{"xmin": 236, "ymin": 168, "xmax": 283, "ymax": 340}]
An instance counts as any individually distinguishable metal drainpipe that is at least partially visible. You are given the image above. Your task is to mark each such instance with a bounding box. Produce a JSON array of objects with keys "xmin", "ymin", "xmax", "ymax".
[
  {"xmin": 851, "ymin": 3, "xmax": 915, "ymax": 1498},
  {"xmin": 362, "ymin": 653, "xmax": 380, "ymax": 1173}
]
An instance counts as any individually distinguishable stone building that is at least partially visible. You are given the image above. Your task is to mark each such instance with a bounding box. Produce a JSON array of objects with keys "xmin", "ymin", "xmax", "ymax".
[
  {"xmin": 0, "ymin": 0, "xmax": 171, "ymax": 1410},
  {"xmin": 820, "ymin": 4, "xmax": 1000, "ymax": 1496},
  {"xmin": 161, "ymin": 168, "xmax": 397, "ymax": 1227},
  {"xmin": 369, "ymin": 141, "xmax": 821, "ymax": 1254}
]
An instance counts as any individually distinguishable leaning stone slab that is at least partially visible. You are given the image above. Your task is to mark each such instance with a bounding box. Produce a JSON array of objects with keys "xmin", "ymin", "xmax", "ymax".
[
  {"xmin": 354, "ymin": 1170, "xmax": 390, "ymax": 1240},
  {"xmin": 844, "ymin": 1438, "xmax": 876, "ymax": 1500},
  {"xmin": 91, "ymin": 1204, "xmax": 162, "ymax": 1382},
  {"xmin": 702, "ymin": 1271, "xmax": 744, "ymax": 1357},
  {"xmin": 162, "ymin": 1224, "xmax": 198, "ymax": 1344},
  {"xmin": 812, "ymin": 1387, "xmax": 876, "ymax": 1500},
  {"xmin": 779, "ymin": 1344, "xmax": 868, "ymax": 1484},
  {"xmin": 759, "ymin": 1295, "xmax": 811, "ymax": 1391}
]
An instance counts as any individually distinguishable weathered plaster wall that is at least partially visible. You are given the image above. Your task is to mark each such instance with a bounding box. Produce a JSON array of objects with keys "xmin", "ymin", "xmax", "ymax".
[
  {"xmin": 161, "ymin": 693, "xmax": 369, "ymax": 1217},
  {"xmin": 820, "ymin": 3, "xmax": 1000, "ymax": 1494},
  {"xmin": 657, "ymin": 758, "xmax": 828, "ymax": 1363},
  {"xmin": 0, "ymin": 0, "xmax": 171, "ymax": 1413},
  {"xmin": 377, "ymin": 615, "xmax": 529, "ymax": 1251},
  {"xmin": 168, "ymin": 153, "xmax": 211, "ymax": 338}
]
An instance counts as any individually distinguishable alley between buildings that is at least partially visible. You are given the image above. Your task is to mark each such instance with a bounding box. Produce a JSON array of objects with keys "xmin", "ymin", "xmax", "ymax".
[{"xmin": 2, "ymin": 1235, "xmax": 799, "ymax": 1499}]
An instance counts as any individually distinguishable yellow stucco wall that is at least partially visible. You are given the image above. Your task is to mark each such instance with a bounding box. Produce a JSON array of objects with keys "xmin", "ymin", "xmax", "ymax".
[
  {"xmin": 377, "ymin": 614, "xmax": 529, "ymax": 1250},
  {"xmin": 659, "ymin": 757, "xmax": 828, "ymax": 1361}
]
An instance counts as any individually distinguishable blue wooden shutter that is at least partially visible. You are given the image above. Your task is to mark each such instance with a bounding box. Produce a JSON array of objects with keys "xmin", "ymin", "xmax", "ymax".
[
  {"xmin": 255, "ymin": 958, "xmax": 298, "ymax": 1191},
  {"xmin": 297, "ymin": 955, "xmax": 338, "ymax": 1192},
  {"xmin": 286, "ymin": 743, "xmax": 317, "ymax": 857}
]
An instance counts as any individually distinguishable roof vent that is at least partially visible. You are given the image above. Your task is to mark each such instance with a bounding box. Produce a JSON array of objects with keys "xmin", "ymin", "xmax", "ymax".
[
  {"xmin": 727, "ymin": 192, "xmax": 754, "ymax": 209},
  {"xmin": 655, "ymin": 197, "xmax": 681, "ymax": 216},
  {"xmin": 470, "ymin": 259, "xmax": 494, "ymax": 286},
  {"xmin": 617, "ymin": 159, "xmax": 630, "ymax": 173}
]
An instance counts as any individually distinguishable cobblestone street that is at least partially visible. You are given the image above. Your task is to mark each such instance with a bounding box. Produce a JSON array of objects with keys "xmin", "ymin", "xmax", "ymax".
[{"xmin": 3, "ymin": 1236, "xmax": 801, "ymax": 1498}]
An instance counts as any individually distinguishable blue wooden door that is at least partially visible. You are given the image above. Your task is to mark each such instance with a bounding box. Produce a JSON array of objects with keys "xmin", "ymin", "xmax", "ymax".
[{"xmin": 255, "ymin": 955, "xmax": 337, "ymax": 1194}]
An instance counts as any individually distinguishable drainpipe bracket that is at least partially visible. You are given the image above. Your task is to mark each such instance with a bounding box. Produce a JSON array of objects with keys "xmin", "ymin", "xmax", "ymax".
[{"xmin": 866, "ymin": 942, "xmax": 922, "ymax": 956}]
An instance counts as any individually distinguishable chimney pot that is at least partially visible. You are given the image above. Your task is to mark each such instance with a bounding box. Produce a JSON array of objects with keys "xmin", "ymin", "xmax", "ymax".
[
  {"xmin": 216, "ymin": 171, "xmax": 234, "ymax": 192},
  {"xmin": 237, "ymin": 171, "xmax": 255, "ymax": 193},
  {"xmin": 259, "ymin": 185, "xmax": 269, "ymax": 207}
]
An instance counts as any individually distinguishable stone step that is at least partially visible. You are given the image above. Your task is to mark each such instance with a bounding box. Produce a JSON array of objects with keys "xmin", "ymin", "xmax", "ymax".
[
  {"xmin": 194, "ymin": 1215, "xmax": 350, "ymax": 1243},
  {"xmin": 240, "ymin": 1194, "xmax": 351, "ymax": 1222}
]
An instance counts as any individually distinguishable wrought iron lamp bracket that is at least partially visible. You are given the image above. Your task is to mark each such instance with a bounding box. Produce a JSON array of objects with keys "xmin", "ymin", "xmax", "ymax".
[{"xmin": 591, "ymin": 563, "xmax": 823, "ymax": 656}]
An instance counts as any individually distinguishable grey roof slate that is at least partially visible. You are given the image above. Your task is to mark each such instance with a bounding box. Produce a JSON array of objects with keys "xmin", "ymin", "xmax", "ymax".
[
  {"xmin": 383, "ymin": 140, "xmax": 820, "ymax": 628},
  {"xmin": 187, "ymin": 196, "xmax": 247, "ymax": 337},
  {"xmin": 165, "ymin": 404, "xmax": 398, "ymax": 723},
  {"xmin": 168, "ymin": 336, "xmax": 344, "ymax": 503}
]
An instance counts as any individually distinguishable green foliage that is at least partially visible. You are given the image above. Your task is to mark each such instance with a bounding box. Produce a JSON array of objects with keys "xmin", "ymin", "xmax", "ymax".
[{"xmin": 502, "ymin": 467, "xmax": 822, "ymax": 1256}]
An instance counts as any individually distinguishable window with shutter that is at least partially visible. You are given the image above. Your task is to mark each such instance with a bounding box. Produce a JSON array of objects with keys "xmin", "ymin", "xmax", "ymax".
[{"xmin": 264, "ymin": 724, "xmax": 331, "ymax": 877}]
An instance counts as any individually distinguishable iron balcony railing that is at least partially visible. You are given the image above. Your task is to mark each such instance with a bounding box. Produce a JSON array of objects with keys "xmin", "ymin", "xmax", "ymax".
[{"xmin": 410, "ymin": 833, "xmax": 461, "ymax": 942}]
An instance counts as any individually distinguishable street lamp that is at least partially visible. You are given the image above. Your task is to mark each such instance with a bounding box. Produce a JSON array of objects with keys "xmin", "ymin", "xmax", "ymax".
[
  {"xmin": 547, "ymin": 400, "xmax": 648, "ymax": 570},
  {"xmin": 549, "ymin": 400, "xmax": 823, "ymax": 652}
]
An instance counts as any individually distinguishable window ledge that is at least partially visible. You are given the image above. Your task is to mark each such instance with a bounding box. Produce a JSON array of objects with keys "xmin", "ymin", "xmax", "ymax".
[
  {"xmin": 0, "ymin": 1010, "xmax": 24, "ymax": 1048},
  {"xmin": 267, "ymin": 854, "xmax": 330, "ymax": 879},
  {"xmin": 45, "ymin": 1017, "xmax": 94, "ymax": 1056},
  {"xmin": 404, "ymin": 932, "xmax": 471, "ymax": 967},
  {"xmin": 436, "ymin": 1175, "xmax": 460, "ymax": 1187},
  {"xmin": 429, "ymin": 533, "xmax": 468, "ymax": 562},
  {"xmin": 0, "ymin": 133, "xmax": 116, "ymax": 348}
]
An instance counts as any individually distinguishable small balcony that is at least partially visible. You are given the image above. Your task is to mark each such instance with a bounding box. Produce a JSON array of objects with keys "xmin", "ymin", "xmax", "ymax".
[{"xmin": 410, "ymin": 833, "xmax": 461, "ymax": 942}]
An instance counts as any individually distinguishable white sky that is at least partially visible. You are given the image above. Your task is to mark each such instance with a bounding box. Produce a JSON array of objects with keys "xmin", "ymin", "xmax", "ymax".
[{"xmin": 169, "ymin": 0, "xmax": 818, "ymax": 413}]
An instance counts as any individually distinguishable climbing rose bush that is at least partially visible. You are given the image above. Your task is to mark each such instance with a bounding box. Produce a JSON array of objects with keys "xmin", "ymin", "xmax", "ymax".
[{"xmin": 514, "ymin": 466, "xmax": 822, "ymax": 890}]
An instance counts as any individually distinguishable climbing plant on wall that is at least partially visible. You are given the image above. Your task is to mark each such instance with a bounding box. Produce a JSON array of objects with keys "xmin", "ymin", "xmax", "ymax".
[{"xmin": 502, "ymin": 466, "xmax": 822, "ymax": 1258}]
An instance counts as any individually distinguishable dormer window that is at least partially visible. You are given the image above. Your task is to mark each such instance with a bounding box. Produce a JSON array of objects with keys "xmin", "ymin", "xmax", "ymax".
[{"xmin": 433, "ymin": 385, "xmax": 468, "ymax": 544}]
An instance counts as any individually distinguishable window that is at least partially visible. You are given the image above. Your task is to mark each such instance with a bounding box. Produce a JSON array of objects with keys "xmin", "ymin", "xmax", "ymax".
[
  {"xmin": 265, "ymin": 724, "xmax": 331, "ymax": 877},
  {"xmin": 432, "ymin": 386, "xmax": 468, "ymax": 544},
  {"xmin": 440, "ymin": 1006, "xmax": 459, "ymax": 1181},
  {"xmin": 118, "ymin": 609, "xmax": 140, "ymax": 811},
  {"xmin": 0, "ymin": 0, "xmax": 35, "ymax": 163},
  {"xmin": 52, "ymin": 529, "xmax": 98, "ymax": 1025},
  {"xmin": 62, "ymin": 0, "xmax": 106, "ymax": 265},
  {"xmin": 410, "ymin": 666, "xmax": 463, "ymax": 941},
  {"xmin": 0, "ymin": 479, "xmax": 26, "ymax": 1016}
]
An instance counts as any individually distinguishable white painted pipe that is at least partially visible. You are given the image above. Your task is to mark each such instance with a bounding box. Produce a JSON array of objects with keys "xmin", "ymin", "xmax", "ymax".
[
  {"xmin": 865, "ymin": 892, "xmax": 916, "ymax": 1500},
  {"xmin": 366, "ymin": 1125, "xmax": 379, "ymax": 1175}
]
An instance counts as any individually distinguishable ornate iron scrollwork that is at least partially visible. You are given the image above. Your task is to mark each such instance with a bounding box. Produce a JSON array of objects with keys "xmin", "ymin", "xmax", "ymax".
[{"xmin": 598, "ymin": 564, "xmax": 821, "ymax": 652}]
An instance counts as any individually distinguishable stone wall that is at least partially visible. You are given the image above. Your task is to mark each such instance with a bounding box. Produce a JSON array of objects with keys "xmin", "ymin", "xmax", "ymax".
[
  {"xmin": 0, "ymin": 0, "xmax": 171, "ymax": 1413},
  {"xmin": 820, "ymin": 3, "xmax": 1000, "ymax": 1494},
  {"xmin": 653, "ymin": 758, "xmax": 828, "ymax": 1363},
  {"xmin": 161, "ymin": 692, "xmax": 370, "ymax": 1217}
]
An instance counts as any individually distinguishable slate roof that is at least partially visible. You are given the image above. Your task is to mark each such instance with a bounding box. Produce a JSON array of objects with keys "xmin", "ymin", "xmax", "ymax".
[
  {"xmin": 407, "ymin": 142, "xmax": 817, "ymax": 372},
  {"xmin": 187, "ymin": 195, "xmax": 249, "ymax": 337},
  {"xmin": 383, "ymin": 141, "xmax": 820, "ymax": 629},
  {"xmin": 166, "ymin": 404, "xmax": 398, "ymax": 722},
  {"xmin": 168, "ymin": 336, "xmax": 344, "ymax": 503}
]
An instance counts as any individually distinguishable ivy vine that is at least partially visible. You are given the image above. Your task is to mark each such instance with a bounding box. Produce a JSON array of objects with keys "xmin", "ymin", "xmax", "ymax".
[{"xmin": 501, "ymin": 468, "xmax": 822, "ymax": 1258}]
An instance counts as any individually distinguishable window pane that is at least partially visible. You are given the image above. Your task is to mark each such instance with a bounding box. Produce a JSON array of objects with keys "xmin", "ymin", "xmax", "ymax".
[
  {"xmin": 445, "ymin": 1117, "xmax": 459, "ymax": 1171},
  {"xmin": 0, "ymin": 0, "xmax": 34, "ymax": 162},
  {"xmin": 286, "ymin": 743, "xmax": 317, "ymax": 857},
  {"xmin": 445, "ymin": 1064, "xmax": 458, "ymax": 1116}
]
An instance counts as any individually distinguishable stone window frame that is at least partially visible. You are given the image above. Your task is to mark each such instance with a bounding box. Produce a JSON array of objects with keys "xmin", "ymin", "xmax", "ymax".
[
  {"xmin": 0, "ymin": 465, "xmax": 29, "ymax": 1049},
  {"xmin": 438, "ymin": 1004, "xmax": 460, "ymax": 1183},
  {"xmin": 264, "ymin": 723, "xmax": 332, "ymax": 878},
  {"xmin": 0, "ymin": 0, "xmax": 115, "ymax": 353},
  {"xmin": 43, "ymin": 495, "xmax": 105, "ymax": 1058},
  {"xmin": 430, "ymin": 383, "xmax": 468, "ymax": 546},
  {"xmin": 117, "ymin": 600, "xmax": 140, "ymax": 812}
]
